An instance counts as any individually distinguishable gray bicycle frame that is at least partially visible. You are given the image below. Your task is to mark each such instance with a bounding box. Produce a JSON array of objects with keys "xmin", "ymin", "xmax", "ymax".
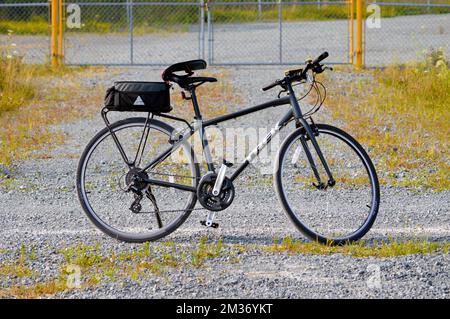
[{"xmin": 103, "ymin": 77, "xmax": 335, "ymax": 193}]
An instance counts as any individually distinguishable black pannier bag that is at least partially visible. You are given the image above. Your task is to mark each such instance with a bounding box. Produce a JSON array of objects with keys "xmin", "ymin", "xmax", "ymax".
[{"xmin": 104, "ymin": 81, "xmax": 172, "ymax": 113}]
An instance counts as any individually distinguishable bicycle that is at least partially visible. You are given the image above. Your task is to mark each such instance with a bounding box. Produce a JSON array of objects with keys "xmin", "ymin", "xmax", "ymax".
[{"xmin": 76, "ymin": 52, "xmax": 380, "ymax": 245}]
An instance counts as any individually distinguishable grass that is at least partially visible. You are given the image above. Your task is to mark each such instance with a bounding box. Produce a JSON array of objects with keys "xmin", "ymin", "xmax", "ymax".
[
  {"xmin": 0, "ymin": 17, "xmax": 48, "ymax": 36},
  {"xmin": 2, "ymin": 281, "xmax": 69, "ymax": 299},
  {"xmin": 0, "ymin": 56, "xmax": 35, "ymax": 114},
  {"xmin": 267, "ymin": 236, "xmax": 450, "ymax": 258},
  {"xmin": 191, "ymin": 236, "xmax": 224, "ymax": 267},
  {"xmin": 60, "ymin": 237, "xmax": 226, "ymax": 280},
  {"xmin": 214, "ymin": 4, "xmax": 449, "ymax": 24},
  {"xmin": 0, "ymin": 244, "xmax": 35, "ymax": 279},
  {"xmin": 323, "ymin": 49, "xmax": 450, "ymax": 191}
]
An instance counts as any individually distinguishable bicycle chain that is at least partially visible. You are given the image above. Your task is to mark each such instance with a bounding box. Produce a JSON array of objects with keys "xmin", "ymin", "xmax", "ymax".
[
  {"xmin": 135, "ymin": 207, "xmax": 205, "ymax": 214},
  {"xmin": 148, "ymin": 171, "xmax": 197, "ymax": 180}
]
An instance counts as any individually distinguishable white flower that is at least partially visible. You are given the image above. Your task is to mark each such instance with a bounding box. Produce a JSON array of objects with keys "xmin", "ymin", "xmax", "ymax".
[
  {"xmin": 11, "ymin": 43, "xmax": 16, "ymax": 47},
  {"xmin": 6, "ymin": 55, "xmax": 12, "ymax": 59}
]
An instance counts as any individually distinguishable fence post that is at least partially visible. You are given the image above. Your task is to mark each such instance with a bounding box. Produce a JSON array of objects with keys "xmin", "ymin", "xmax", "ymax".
[
  {"xmin": 51, "ymin": 0, "xmax": 59, "ymax": 66},
  {"xmin": 355, "ymin": 0, "xmax": 363, "ymax": 68},
  {"xmin": 128, "ymin": 0, "xmax": 134, "ymax": 65},
  {"xmin": 207, "ymin": 1, "xmax": 213, "ymax": 65},
  {"xmin": 200, "ymin": 0, "xmax": 205, "ymax": 60},
  {"xmin": 58, "ymin": 0, "xmax": 64, "ymax": 64},
  {"xmin": 278, "ymin": 0, "xmax": 282, "ymax": 63},
  {"xmin": 349, "ymin": 0, "xmax": 354, "ymax": 64}
]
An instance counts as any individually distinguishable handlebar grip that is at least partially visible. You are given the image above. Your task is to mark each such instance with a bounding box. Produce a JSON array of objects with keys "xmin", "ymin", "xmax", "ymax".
[
  {"xmin": 312, "ymin": 51, "xmax": 329, "ymax": 65},
  {"xmin": 262, "ymin": 80, "xmax": 280, "ymax": 91}
]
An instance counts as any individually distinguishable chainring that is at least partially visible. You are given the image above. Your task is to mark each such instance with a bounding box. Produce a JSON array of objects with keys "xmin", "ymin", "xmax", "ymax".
[{"xmin": 197, "ymin": 172, "xmax": 235, "ymax": 211}]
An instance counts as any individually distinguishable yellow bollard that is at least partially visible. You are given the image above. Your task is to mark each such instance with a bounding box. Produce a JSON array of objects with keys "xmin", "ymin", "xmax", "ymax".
[
  {"xmin": 356, "ymin": 0, "xmax": 363, "ymax": 68},
  {"xmin": 51, "ymin": 0, "xmax": 59, "ymax": 66}
]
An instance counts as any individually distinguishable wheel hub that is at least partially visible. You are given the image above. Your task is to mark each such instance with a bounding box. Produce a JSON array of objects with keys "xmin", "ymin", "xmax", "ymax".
[{"xmin": 125, "ymin": 167, "xmax": 149, "ymax": 190}]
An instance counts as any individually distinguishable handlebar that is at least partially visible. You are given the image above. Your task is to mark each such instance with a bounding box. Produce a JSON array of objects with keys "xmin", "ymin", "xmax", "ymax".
[
  {"xmin": 262, "ymin": 79, "xmax": 282, "ymax": 92},
  {"xmin": 312, "ymin": 51, "xmax": 329, "ymax": 65},
  {"xmin": 261, "ymin": 51, "xmax": 329, "ymax": 92}
]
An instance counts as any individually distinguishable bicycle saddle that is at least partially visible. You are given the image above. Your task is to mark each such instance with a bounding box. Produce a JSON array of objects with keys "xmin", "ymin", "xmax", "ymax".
[{"xmin": 162, "ymin": 59, "xmax": 217, "ymax": 88}]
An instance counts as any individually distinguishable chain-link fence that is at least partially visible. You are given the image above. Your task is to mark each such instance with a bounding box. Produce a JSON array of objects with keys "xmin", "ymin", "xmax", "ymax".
[
  {"xmin": 0, "ymin": 0, "xmax": 50, "ymax": 64},
  {"xmin": 208, "ymin": 0, "xmax": 351, "ymax": 65},
  {"xmin": 63, "ymin": 0, "xmax": 203, "ymax": 65},
  {"xmin": 364, "ymin": 0, "xmax": 450, "ymax": 65},
  {"xmin": 1, "ymin": 0, "xmax": 449, "ymax": 66}
]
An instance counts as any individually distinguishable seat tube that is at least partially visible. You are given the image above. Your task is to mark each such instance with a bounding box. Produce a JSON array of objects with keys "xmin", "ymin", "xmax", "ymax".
[
  {"xmin": 190, "ymin": 88, "xmax": 202, "ymax": 120},
  {"xmin": 191, "ymin": 89, "xmax": 215, "ymax": 172}
]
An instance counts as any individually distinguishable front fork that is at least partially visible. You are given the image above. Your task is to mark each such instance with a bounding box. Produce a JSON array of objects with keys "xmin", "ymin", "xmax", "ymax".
[
  {"xmin": 297, "ymin": 119, "xmax": 335, "ymax": 189},
  {"xmin": 286, "ymin": 80, "xmax": 335, "ymax": 188}
]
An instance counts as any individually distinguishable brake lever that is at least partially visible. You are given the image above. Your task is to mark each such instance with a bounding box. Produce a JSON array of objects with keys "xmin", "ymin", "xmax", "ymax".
[
  {"xmin": 313, "ymin": 64, "xmax": 333, "ymax": 74},
  {"xmin": 277, "ymin": 88, "xmax": 287, "ymax": 98}
]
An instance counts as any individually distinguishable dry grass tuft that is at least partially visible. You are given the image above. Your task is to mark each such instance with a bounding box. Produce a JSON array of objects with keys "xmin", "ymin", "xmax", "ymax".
[{"xmin": 268, "ymin": 236, "xmax": 450, "ymax": 258}]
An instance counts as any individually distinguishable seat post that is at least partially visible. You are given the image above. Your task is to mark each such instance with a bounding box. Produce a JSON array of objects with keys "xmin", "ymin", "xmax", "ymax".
[{"xmin": 190, "ymin": 88, "xmax": 203, "ymax": 120}]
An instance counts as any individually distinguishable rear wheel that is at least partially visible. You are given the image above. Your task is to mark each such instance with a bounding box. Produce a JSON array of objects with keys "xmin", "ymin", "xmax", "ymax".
[
  {"xmin": 76, "ymin": 117, "xmax": 200, "ymax": 242},
  {"xmin": 275, "ymin": 124, "xmax": 380, "ymax": 245}
]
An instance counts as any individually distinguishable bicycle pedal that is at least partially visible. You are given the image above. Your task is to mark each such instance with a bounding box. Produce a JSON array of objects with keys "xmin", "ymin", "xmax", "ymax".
[
  {"xmin": 223, "ymin": 160, "xmax": 233, "ymax": 168},
  {"xmin": 200, "ymin": 220, "xmax": 219, "ymax": 228}
]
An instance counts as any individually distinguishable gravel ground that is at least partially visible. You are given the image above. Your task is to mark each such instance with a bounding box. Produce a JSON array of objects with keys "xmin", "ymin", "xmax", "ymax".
[
  {"xmin": 0, "ymin": 66, "xmax": 449, "ymax": 299},
  {"xmin": 4, "ymin": 14, "xmax": 449, "ymax": 66}
]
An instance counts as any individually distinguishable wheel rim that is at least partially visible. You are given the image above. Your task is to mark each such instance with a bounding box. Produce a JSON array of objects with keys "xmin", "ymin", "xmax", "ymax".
[
  {"xmin": 78, "ymin": 121, "xmax": 197, "ymax": 240},
  {"xmin": 278, "ymin": 127, "xmax": 378, "ymax": 242}
]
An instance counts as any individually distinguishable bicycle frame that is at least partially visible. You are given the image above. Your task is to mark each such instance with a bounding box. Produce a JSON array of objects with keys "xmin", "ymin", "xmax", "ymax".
[{"xmin": 101, "ymin": 77, "xmax": 335, "ymax": 193}]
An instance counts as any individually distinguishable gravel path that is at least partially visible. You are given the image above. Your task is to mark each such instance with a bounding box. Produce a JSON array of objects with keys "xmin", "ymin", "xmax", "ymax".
[{"xmin": 0, "ymin": 66, "xmax": 449, "ymax": 298}]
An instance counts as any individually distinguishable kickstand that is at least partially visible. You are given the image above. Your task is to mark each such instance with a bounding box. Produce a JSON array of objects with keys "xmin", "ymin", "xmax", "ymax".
[{"xmin": 145, "ymin": 187, "xmax": 163, "ymax": 228}]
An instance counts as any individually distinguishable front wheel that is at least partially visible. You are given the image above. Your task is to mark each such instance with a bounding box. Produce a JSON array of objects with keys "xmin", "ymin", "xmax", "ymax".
[{"xmin": 274, "ymin": 124, "xmax": 380, "ymax": 245}]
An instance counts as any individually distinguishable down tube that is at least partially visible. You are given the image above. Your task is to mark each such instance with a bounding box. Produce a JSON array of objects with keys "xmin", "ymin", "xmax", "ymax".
[{"xmin": 230, "ymin": 109, "xmax": 293, "ymax": 181}]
